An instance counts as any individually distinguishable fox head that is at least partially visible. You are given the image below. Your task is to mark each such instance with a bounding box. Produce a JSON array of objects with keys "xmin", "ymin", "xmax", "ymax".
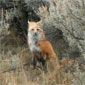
[{"xmin": 28, "ymin": 21, "xmax": 45, "ymax": 40}]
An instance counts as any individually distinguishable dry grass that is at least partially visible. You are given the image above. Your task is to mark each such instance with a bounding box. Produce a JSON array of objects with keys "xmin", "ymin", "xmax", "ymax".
[{"xmin": 0, "ymin": 31, "xmax": 85, "ymax": 85}]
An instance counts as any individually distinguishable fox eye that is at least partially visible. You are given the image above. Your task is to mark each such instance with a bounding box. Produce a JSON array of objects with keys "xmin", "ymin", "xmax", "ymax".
[
  {"xmin": 31, "ymin": 29, "xmax": 34, "ymax": 31},
  {"xmin": 37, "ymin": 29, "xmax": 40, "ymax": 31}
]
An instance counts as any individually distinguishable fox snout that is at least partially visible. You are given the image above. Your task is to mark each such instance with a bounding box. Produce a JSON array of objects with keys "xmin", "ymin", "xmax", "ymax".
[{"xmin": 33, "ymin": 32, "xmax": 38, "ymax": 36}]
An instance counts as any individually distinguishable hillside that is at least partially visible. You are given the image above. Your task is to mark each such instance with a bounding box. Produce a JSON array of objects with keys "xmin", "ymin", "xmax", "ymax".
[{"xmin": 0, "ymin": 0, "xmax": 85, "ymax": 85}]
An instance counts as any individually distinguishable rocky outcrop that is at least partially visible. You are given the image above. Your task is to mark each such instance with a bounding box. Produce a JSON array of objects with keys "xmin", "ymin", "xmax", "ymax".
[
  {"xmin": 0, "ymin": 0, "xmax": 85, "ymax": 59},
  {"xmin": 25, "ymin": 0, "xmax": 85, "ymax": 59}
]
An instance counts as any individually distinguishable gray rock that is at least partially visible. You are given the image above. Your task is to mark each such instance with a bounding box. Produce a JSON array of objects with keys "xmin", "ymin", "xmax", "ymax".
[{"xmin": 25, "ymin": 0, "xmax": 85, "ymax": 59}]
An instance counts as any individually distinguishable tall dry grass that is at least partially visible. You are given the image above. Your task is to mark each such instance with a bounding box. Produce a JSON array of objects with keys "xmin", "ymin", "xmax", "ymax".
[{"xmin": 0, "ymin": 28, "xmax": 85, "ymax": 85}]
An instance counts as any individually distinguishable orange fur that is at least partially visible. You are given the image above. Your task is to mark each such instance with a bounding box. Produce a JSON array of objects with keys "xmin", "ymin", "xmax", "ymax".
[{"xmin": 38, "ymin": 40, "xmax": 59, "ymax": 61}]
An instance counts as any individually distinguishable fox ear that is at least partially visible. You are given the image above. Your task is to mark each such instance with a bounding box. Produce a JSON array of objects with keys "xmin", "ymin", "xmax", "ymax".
[
  {"xmin": 37, "ymin": 20, "xmax": 43, "ymax": 27},
  {"xmin": 28, "ymin": 20, "xmax": 33, "ymax": 24},
  {"xmin": 28, "ymin": 20, "xmax": 34, "ymax": 27},
  {"xmin": 28, "ymin": 20, "xmax": 29, "ymax": 23},
  {"xmin": 37, "ymin": 20, "xmax": 42, "ymax": 24},
  {"xmin": 28, "ymin": 20, "xmax": 30, "ymax": 23}
]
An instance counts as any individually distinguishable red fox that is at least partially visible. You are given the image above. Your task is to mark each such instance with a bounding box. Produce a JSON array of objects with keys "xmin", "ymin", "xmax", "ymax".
[{"xmin": 28, "ymin": 21, "xmax": 59, "ymax": 70}]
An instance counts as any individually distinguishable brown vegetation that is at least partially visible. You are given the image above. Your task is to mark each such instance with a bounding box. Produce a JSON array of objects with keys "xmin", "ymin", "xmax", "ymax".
[
  {"xmin": 0, "ymin": 32, "xmax": 85, "ymax": 85},
  {"xmin": 0, "ymin": 0, "xmax": 85, "ymax": 85}
]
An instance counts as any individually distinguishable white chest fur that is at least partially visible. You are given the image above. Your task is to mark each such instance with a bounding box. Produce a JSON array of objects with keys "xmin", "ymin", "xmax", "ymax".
[{"xmin": 28, "ymin": 32, "xmax": 41, "ymax": 52}]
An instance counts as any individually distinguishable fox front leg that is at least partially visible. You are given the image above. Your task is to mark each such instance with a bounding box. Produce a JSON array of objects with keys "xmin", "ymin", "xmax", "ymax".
[
  {"xmin": 39, "ymin": 54, "xmax": 48, "ymax": 72},
  {"xmin": 31, "ymin": 53, "xmax": 37, "ymax": 69}
]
